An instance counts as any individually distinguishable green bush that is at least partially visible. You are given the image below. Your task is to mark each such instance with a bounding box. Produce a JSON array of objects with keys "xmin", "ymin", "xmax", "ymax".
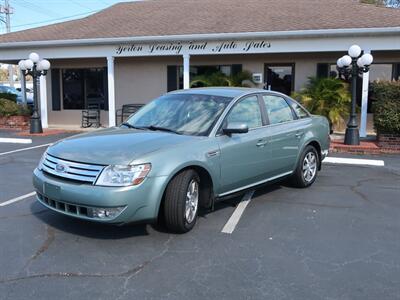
[
  {"xmin": 371, "ymin": 81, "xmax": 400, "ymax": 134},
  {"xmin": 0, "ymin": 99, "xmax": 30, "ymax": 117},
  {"xmin": 292, "ymin": 77, "xmax": 351, "ymax": 129},
  {"xmin": 190, "ymin": 70, "xmax": 254, "ymax": 88},
  {"xmin": 0, "ymin": 92, "xmax": 17, "ymax": 102}
]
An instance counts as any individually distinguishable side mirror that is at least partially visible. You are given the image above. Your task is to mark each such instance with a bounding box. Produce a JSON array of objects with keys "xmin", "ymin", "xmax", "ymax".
[{"xmin": 223, "ymin": 122, "xmax": 249, "ymax": 136}]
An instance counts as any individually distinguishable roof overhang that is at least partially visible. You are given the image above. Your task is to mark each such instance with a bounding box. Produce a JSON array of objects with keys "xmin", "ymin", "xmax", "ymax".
[{"xmin": 1, "ymin": 27, "xmax": 400, "ymax": 49}]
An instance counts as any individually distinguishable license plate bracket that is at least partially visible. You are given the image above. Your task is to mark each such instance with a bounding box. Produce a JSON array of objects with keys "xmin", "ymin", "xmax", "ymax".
[{"xmin": 43, "ymin": 182, "xmax": 61, "ymax": 200}]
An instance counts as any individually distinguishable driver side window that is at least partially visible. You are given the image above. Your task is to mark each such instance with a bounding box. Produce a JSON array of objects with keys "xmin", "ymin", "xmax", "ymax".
[{"xmin": 226, "ymin": 96, "xmax": 262, "ymax": 129}]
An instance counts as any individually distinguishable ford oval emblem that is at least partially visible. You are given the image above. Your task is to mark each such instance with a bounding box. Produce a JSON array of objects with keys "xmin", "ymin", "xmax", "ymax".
[{"xmin": 55, "ymin": 163, "xmax": 67, "ymax": 173}]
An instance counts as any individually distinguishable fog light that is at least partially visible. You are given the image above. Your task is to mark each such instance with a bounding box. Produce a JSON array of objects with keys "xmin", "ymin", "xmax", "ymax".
[{"xmin": 88, "ymin": 206, "xmax": 125, "ymax": 219}]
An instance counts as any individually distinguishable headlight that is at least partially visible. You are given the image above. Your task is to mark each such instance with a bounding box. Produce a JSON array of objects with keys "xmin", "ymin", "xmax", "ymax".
[
  {"xmin": 38, "ymin": 152, "xmax": 47, "ymax": 170},
  {"xmin": 95, "ymin": 163, "xmax": 151, "ymax": 187}
]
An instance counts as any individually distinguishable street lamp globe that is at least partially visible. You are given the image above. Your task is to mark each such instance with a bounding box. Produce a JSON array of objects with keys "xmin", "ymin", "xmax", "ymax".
[
  {"xmin": 23, "ymin": 59, "xmax": 34, "ymax": 70},
  {"xmin": 357, "ymin": 58, "xmax": 364, "ymax": 68},
  {"xmin": 348, "ymin": 45, "xmax": 362, "ymax": 58},
  {"xmin": 360, "ymin": 53, "xmax": 373, "ymax": 66},
  {"xmin": 39, "ymin": 59, "xmax": 51, "ymax": 71},
  {"xmin": 18, "ymin": 60, "xmax": 27, "ymax": 71},
  {"xmin": 29, "ymin": 52, "xmax": 40, "ymax": 63},
  {"xmin": 341, "ymin": 55, "xmax": 352, "ymax": 67},
  {"xmin": 337, "ymin": 58, "xmax": 344, "ymax": 68}
]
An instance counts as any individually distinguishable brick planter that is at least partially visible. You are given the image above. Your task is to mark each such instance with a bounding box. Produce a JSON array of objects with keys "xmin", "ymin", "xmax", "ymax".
[
  {"xmin": 377, "ymin": 133, "xmax": 400, "ymax": 150},
  {"xmin": 0, "ymin": 115, "xmax": 30, "ymax": 130}
]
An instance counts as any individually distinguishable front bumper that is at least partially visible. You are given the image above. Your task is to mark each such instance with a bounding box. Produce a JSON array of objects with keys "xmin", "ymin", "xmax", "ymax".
[{"xmin": 33, "ymin": 168, "xmax": 167, "ymax": 224}]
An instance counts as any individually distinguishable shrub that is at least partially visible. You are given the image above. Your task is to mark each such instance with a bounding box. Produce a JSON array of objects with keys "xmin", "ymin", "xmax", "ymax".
[
  {"xmin": 190, "ymin": 70, "xmax": 255, "ymax": 88},
  {"xmin": 371, "ymin": 81, "xmax": 400, "ymax": 134},
  {"xmin": 0, "ymin": 99, "xmax": 30, "ymax": 117},
  {"xmin": 0, "ymin": 92, "xmax": 17, "ymax": 102},
  {"xmin": 292, "ymin": 77, "xmax": 351, "ymax": 130}
]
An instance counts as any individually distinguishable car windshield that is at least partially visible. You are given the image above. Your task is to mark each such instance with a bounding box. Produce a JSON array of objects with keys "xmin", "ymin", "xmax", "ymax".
[{"xmin": 125, "ymin": 93, "xmax": 233, "ymax": 136}]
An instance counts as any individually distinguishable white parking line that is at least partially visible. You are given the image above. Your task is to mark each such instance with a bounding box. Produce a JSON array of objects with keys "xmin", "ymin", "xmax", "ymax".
[
  {"xmin": 0, "ymin": 138, "xmax": 32, "ymax": 144},
  {"xmin": 0, "ymin": 191, "xmax": 36, "ymax": 207},
  {"xmin": 323, "ymin": 157, "xmax": 385, "ymax": 166},
  {"xmin": 222, "ymin": 190, "xmax": 255, "ymax": 234},
  {"xmin": 0, "ymin": 143, "xmax": 52, "ymax": 156}
]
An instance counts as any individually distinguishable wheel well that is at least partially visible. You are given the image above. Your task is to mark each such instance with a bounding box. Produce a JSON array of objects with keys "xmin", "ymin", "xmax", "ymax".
[
  {"xmin": 307, "ymin": 141, "xmax": 322, "ymax": 170},
  {"xmin": 160, "ymin": 166, "xmax": 214, "ymax": 214}
]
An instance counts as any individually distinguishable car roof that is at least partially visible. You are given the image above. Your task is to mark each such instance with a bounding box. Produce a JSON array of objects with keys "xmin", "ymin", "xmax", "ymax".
[{"xmin": 168, "ymin": 87, "xmax": 288, "ymax": 98}]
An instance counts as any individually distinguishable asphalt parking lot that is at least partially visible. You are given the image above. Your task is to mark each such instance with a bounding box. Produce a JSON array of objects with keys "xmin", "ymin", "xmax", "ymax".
[{"xmin": 0, "ymin": 130, "xmax": 400, "ymax": 300}]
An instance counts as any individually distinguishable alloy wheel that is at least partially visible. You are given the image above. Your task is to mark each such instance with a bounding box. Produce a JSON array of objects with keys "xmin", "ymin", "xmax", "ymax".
[
  {"xmin": 302, "ymin": 152, "xmax": 317, "ymax": 182},
  {"xmin": 185, "ymin": 179, "xmax": 199, "ymax": 224}
]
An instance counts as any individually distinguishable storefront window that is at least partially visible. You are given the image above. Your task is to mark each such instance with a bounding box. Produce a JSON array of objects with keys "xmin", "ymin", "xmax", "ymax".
[
  {"xmin": 62, "ymin": 68, "xmax": 107, "ymax": 110},
  {"xmin": 167, "ymin": 64, "xmax": 242, "ymax": 91},
  {"xmin": 264, "ymin": 64, "xmax": 294, "ymax": 96}
]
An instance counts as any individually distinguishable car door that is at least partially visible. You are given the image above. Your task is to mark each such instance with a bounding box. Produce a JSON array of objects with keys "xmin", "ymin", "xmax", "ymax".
[
  {"xmin": 217, "ymin": 94, "xmax": 270, "ymax": 195},
  {"xmin": 261, "ymin": 94, "xmax": 305, "ymax": 175}
]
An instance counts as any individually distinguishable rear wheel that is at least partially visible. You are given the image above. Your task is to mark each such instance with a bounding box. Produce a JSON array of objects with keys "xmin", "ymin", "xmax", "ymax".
[
  {"xmin": 291, "ymin": 145, "xmax": 319, "ymax": 188},
  {"xmin": 164, "ymin": 170, "xmax": 200, "ymax": 233}
]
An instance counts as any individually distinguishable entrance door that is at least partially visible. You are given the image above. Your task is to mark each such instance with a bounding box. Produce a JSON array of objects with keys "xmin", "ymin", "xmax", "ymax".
[{"xmin": 264, "ymin": 64, "xmax": 295, "ymax": 96}]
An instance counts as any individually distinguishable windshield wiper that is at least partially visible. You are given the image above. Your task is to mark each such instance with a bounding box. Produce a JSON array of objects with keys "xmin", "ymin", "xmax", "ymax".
[
  {"xmin": 143, "ymin": 125, "xmax": 182, "ymax": 135},
  {"xmin": 121, "ymin": 122, "xmax": 144, "ymax": 130}
]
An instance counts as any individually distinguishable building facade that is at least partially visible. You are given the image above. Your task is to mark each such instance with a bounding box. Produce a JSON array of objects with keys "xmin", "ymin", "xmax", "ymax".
[{"xmin": 0, "ymin": 0, "xmax": 399, "ymax": 129}]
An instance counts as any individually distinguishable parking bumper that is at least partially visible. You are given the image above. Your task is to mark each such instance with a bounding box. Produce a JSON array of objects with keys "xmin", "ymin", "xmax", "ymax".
[{"xmin": 33, "ymin": 168, "xmax": 167, "ymax": 224}]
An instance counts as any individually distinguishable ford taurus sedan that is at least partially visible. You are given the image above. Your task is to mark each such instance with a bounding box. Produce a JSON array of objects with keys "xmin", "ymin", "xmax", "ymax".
[{"xmin": 33, "ymin": 88, "xmax": 330, "ymax": 233}]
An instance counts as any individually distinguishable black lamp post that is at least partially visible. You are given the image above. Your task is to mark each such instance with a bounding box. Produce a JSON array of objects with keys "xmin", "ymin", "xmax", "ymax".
[
  {"xmin": 336, "ymin": 45, "xmax": 373, "ymax": 145},
  {"xmin": 18, "ymin": 53, "xmax": 50, "ymax": 134}
]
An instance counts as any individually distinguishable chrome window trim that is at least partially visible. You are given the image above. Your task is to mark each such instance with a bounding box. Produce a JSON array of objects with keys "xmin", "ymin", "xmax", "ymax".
[{"xmin": 209, "ymin": 91, "xmax": 312, "ymax": 137}]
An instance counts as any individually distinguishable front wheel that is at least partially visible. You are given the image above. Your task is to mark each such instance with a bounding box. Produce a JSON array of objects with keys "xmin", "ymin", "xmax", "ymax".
[
  {"xmin": 291, "ymin": 145, "xmax": 319, "ymax": 188},
  {"xmin": 164, "ymin": 170, "xmax": 200, "ymax": 233}
]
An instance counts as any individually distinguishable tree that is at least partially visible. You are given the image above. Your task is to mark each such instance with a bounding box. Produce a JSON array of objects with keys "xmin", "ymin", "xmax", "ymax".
[{"xmin": 291, "ymin": 77, "xmax": 351, "ymax": 130}]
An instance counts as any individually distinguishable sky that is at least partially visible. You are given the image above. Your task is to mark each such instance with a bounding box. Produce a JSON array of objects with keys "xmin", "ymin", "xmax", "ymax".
[{"xmin": 0, "ymin": 0, "xmax": 137, "ymax": 33}]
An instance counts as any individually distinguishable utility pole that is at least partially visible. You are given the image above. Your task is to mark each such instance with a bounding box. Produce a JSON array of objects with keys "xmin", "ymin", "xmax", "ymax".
[{"xmin": 0, "ymin": 0, "xmax": 14, "ymax": 87}]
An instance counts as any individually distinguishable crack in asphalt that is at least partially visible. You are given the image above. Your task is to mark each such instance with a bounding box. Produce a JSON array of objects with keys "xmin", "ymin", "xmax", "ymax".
[{"xmin": 0, "ymin": 234, "xmax": 174, "ymax": 285}]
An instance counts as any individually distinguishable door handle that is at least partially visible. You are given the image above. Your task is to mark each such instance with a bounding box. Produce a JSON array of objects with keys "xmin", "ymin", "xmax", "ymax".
[
  {"xmin": 256, "ymin": 140, "xmax": 268, "ymax": 147},
  {"xmin": 295, "ymin": 132, "xmax": 304, "ymax": 138}
]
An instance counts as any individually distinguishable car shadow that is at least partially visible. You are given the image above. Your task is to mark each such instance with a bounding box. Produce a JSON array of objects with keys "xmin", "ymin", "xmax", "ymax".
[
  {"xmin": 198, "ymin": 183, "xmax": 283, "ymax": 218},
  {"xmin": 29, "ymin": 201, "xmax": 150, "ymax": 239}
]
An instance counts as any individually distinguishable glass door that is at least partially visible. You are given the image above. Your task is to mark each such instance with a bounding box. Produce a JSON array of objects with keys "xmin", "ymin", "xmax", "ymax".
[{"xmin": 264, "ymin": 64, "xmax": 295, "ymax": 96}]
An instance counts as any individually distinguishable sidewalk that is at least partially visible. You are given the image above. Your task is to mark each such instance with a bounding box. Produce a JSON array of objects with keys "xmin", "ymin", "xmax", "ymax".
[{"xmin": 330, "ymin": 133, "xmax": 400, "ymax": 154}]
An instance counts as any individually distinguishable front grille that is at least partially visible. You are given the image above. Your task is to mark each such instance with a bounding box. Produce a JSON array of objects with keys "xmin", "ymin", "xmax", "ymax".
[
  {"xmin": 37, "ymin": 192, "xmax": 89, "ymax": 217},
  {"xmin": 41, "ymin": 153, "xmax": 104, "ymax": 184}
]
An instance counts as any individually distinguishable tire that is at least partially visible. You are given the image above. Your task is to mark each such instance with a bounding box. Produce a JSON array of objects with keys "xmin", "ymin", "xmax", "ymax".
[
  {"xmin": 164, "ymin": 170, "xmax": 200, "ymax": 233},
  {"xmin": 291, "ymin": 145, "xmax": 319, "ymax": 188}
]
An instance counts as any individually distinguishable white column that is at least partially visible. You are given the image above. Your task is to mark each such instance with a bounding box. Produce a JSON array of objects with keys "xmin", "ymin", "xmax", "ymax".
[
  {"xmin": 360, "ymin": 68, "xmax": 370, "ymax": 138},
  {"xmin": 39, "ymin": 75, "xmax": 48, "ymax": 129},
  {"xmin": 183, "ymin": 54, "xmax": 190, "ymax": 89},
  {"xmin": 107, "ymin": 56, "xmax": 116, "ymax": 127},
  {"xmin": 20, "ymin": 69, "xmax": 27, "ymax": 104}
]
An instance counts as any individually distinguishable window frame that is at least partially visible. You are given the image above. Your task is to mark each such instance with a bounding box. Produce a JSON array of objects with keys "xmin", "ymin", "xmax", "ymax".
[
  {"xmin": 216, "ymin": 93, "xmax": 266, "ymax": 135},
  {"xmin": 260, "ymin": 93, "xmax": 299, "ymax": 125},
  {"xmin": 264, "ymin": 63, "xmax": 296, "ymax": 94},
  {"xmin": 60, "ymin": 67, "xmax": 108, "ymax": 111}
]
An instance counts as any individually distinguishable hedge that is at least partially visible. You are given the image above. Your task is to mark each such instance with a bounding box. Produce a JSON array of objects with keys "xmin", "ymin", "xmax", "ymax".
[
  {"xmin": 0, "ymin": 93, "xmax": 17, "ymax": 102},
  {"xmin": 0, "ymin": 99, "xmax": 30, "ymax": 117},
  {"xmin": 371, "ymin": 81, "xmax": 400, "ymax": 134}
]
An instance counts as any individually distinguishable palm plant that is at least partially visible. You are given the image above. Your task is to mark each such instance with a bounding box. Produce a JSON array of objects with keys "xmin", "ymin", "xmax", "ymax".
[
  {"xmin": 292, "ymin": 77, "xmax": 351, "ymax": 130},
  {"xmin": 190, "ymin": 70, "xmax": 254, "ymax": 88}
]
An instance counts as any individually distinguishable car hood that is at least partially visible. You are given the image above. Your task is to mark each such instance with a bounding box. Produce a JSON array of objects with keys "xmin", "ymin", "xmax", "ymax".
[{"xmin": 47, "ymin": 127, "xmax": 199, "ymax": 165}]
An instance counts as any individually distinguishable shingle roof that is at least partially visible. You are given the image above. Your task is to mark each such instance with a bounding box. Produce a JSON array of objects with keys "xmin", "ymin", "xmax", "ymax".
[{"xmin": 1, "ymin": 0, "xmax": 400, "ymax": 43}]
